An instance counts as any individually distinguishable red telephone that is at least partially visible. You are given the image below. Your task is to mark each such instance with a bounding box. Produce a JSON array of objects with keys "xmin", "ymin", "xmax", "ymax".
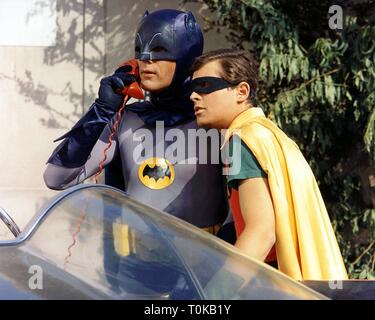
[{"xmin": 117, "ymin": 59, "xmax": 145, "ymax": 100}]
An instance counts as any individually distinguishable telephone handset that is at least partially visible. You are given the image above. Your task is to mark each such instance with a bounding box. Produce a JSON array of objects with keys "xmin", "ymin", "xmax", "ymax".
[{"xmin": 116, "ymin": 59, "xmax": 145, "ymax": 100}]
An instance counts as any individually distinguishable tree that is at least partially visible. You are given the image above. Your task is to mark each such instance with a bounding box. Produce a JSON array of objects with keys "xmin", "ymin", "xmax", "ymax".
[{"xmin": 187, "ymin": 0, "xmax": 375, "ymax": 278}]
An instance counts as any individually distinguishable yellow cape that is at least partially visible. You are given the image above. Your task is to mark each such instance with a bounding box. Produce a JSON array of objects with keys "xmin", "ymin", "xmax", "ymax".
[{"xmin": 223, "ymin": 108, "xmax": 348, "ymax": 280}]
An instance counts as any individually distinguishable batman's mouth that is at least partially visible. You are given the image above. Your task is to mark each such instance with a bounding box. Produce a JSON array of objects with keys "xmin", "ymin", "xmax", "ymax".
[{"xmin": 141, "ymin": 70, "xmax": 156, "ymax": 74}]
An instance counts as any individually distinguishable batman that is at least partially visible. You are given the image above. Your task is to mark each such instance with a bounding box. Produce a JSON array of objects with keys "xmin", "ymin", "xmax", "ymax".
[
  {"xmin": 44, "ymin": 9, "xmax": 231, "ymax": 295},
  {"xmin": 44, "ymin": 9, "xmax": 228, "ymax": 231}
]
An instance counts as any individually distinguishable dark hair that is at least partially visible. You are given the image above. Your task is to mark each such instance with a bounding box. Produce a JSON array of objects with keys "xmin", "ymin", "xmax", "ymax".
[{"xmin": 190, "ymin": 48, "xmax": 258, "ymax": 106}]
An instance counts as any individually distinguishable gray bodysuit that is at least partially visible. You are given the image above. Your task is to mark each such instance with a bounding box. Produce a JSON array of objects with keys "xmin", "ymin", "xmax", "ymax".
[{"xmin": 44, "ymin": 110, "xmax": 228, "ymax": 228}]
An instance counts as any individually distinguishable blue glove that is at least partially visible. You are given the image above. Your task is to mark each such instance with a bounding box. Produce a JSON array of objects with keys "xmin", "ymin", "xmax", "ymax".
[
  {"xmin": 47, "ymin": 66, "xmax": 136, "ymax": 168},
  {"xmin": 96, "ymin": 65, "xmax": 137, "ymax": 113}
]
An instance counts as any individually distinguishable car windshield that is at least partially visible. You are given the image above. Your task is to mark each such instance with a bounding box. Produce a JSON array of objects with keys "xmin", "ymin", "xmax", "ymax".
[{"xmin": 2, "ymin": 185, "xmax": 326, "ymax": 300}]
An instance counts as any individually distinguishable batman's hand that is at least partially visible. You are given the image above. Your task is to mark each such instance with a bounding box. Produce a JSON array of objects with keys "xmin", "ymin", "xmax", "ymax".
[{"xmin": 96, "ymin": 65, "xmax": 137, "ymax": 112}]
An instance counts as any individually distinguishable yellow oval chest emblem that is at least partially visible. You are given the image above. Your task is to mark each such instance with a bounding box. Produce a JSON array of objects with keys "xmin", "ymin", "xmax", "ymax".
[{"xmin": 138, "ymin": 157, "xmax": 175, "ymax": 189}]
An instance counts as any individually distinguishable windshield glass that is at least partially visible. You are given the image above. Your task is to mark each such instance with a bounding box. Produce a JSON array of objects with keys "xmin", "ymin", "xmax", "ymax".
[{"xmin": 11, "ymin": 185, "xmax": 325, "ymax": 300}]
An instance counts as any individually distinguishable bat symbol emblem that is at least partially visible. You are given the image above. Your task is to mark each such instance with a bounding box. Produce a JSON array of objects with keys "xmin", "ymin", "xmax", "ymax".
[{"xmin": 138, "ymin": 157, "xmax": 175, "ymax": 189}]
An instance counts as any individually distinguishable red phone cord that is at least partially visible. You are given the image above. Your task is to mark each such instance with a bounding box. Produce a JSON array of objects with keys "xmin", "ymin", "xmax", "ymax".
[
  {"xmin": 94, "ymin": 94, "xmax": 129, "ymax": 183},
  {"xmin": 63, "ymin": 94, "xmax": 129, "ymax": 270}
]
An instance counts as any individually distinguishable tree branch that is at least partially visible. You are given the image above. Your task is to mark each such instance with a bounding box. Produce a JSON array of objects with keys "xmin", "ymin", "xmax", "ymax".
[
  {"xmin": 277, "ymin": 67, "xmax": 340, "ymax": 99},
  {"xmin": 350, "ymin": 239, "xmax": 375, "ymax": 266}
]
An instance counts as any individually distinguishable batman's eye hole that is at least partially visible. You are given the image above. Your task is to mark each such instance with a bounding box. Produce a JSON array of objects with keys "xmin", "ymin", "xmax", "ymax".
[
  {"xmin": 135, "ymin": 46, "xmax": 140, "ymax": 52},
  {"xmin": 152, "ymin": 46, "xmax": 167, "ymax": 53}
]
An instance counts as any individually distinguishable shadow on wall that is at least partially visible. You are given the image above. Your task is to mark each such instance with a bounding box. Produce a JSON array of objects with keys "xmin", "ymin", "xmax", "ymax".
[
  {"xmin": 0, "ymin": 70, "xmax": 82, "ymax": 129},
  {"xmin": 1, "ymin": 0, "xmax": 152, "ymax": 130},
  {"xmin": 0, "ymin": 1, "xmax": 102, "ymax": 131},
  {"xmin": 3, "ymin": 0, "xmax": 227, "ymax": 130},
  {"xmin": 1, "ymin": 0, "xmax": 102, "ymax": 130}
]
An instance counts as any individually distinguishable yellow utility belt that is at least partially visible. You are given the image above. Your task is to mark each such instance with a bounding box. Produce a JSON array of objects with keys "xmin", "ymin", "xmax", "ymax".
[
  {"xmin": 201, "ymin": 223, "xmax": 221, "ymax": 235},
  {"xmin": 113, "ymin": 222, "xmax": 221, "ymax": 257}
]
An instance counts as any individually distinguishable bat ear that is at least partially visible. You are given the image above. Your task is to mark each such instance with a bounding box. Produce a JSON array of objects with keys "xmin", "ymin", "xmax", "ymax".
[
  {"xmin": 185, "ymin": 11, "xmax": 198, "ymax": 40},
  {"xmin": 143, "ymin": 10, "xmax": 149, "ymax": 18}
]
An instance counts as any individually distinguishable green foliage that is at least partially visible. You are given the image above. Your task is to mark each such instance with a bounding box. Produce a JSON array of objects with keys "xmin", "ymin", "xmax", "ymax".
[{"xmin": 186, "ymin": 0, "xmax": 375, "ymax": 278}]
